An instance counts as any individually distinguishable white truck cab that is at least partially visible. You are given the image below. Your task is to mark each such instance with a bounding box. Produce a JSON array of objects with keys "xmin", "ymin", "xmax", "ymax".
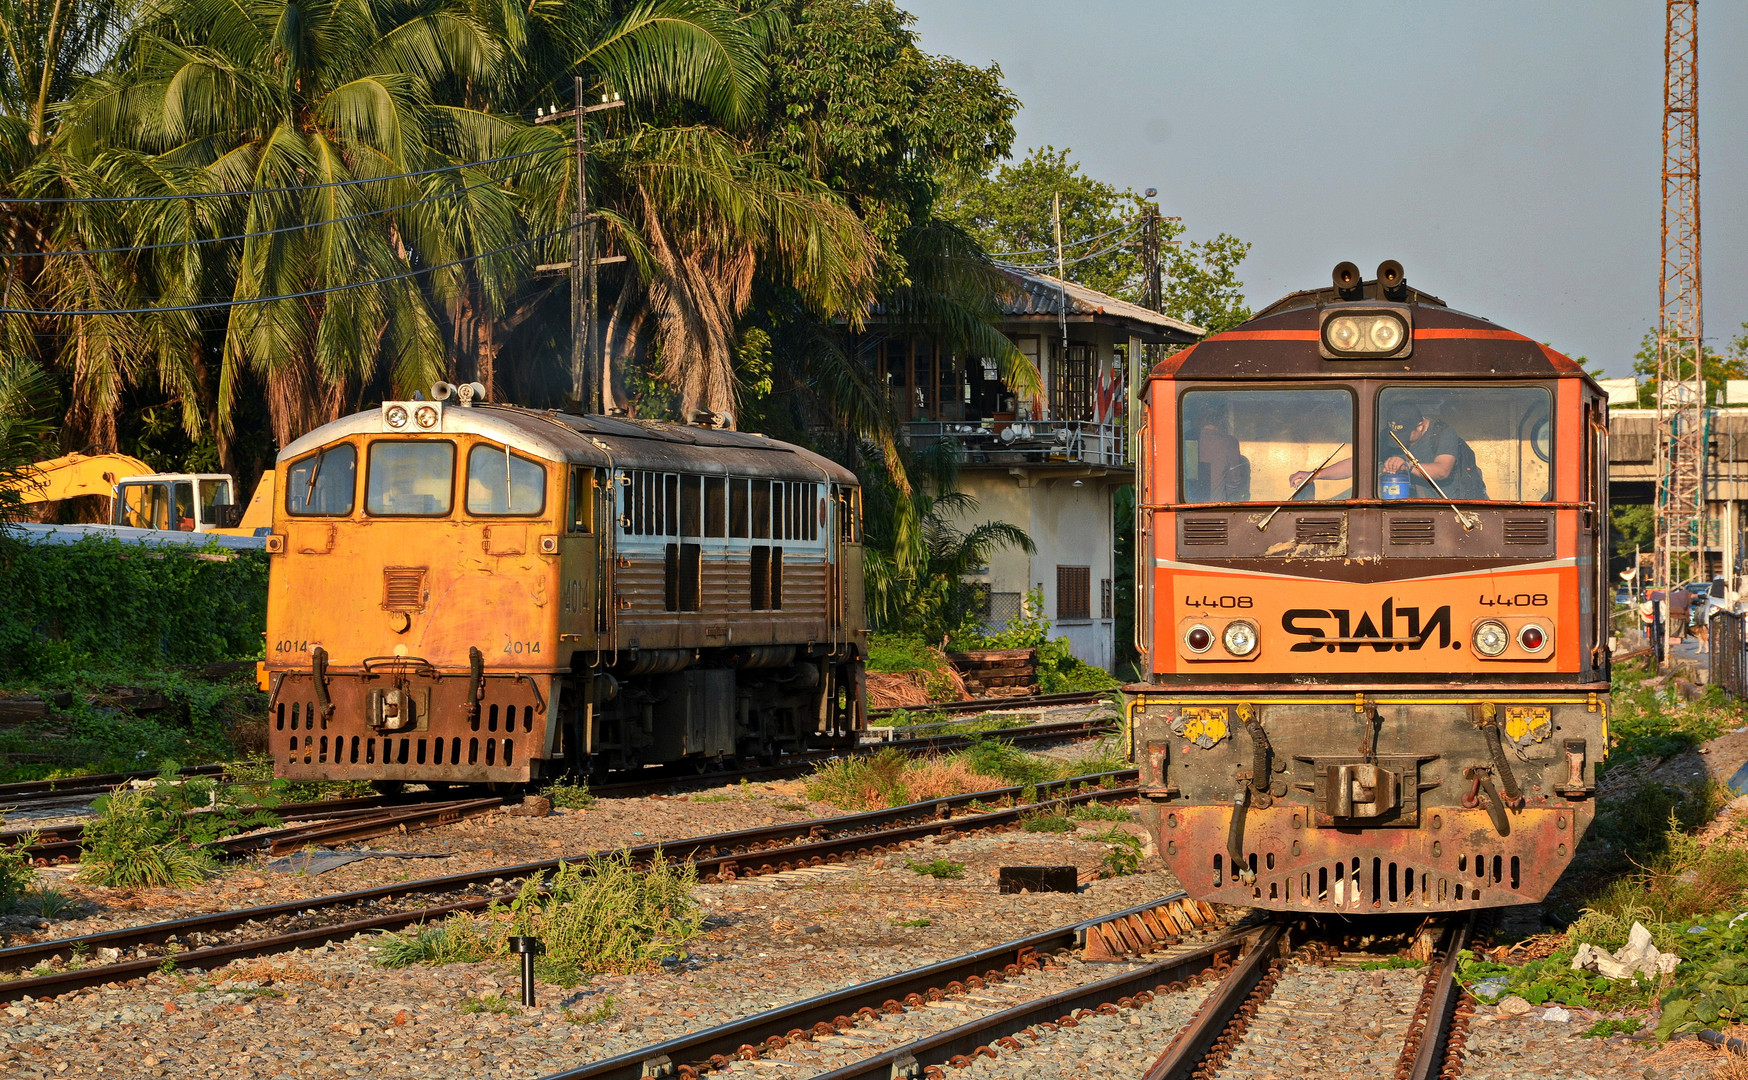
[{"xmin": 110, "ymin": 474, "xmax": 243, "ymax": 533}]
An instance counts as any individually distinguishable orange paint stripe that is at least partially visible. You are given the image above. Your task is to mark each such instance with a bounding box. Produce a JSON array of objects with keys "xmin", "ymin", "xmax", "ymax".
[
  {"xmin": 1209, "ymin": 330, "xmax": 1319, "ymax": 341},
  {"xmin": 1412, "ymin": 328, "xmax": 1530, "ymax": 341}
]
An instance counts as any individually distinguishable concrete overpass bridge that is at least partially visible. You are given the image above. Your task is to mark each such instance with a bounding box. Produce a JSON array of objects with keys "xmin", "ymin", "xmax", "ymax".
[{"xmin": 1608, "ymin": 408, "xmax": 1748, "ymax": 582}]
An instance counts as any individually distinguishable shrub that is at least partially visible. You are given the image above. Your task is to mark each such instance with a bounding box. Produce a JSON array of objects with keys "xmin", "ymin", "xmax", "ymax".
[
  {"xmin": 0, "ymin": 826, "xmax": 36, "ymax": 910},
  {"xmin": 1092, "ymin": 827, "xmax": 1144, "ymax": 877},
  {"xmin": 541, "ymin": 779, "xmax": 597, "ymax": 810},
  {"xmin": 1020, "ymin": 810, "xmax": 1074, "ymax": 833},
  {"xmin": 77, "ymin": 769, "xmax": 281, "ymax": 888},
  {"xmin": 960, "ymin": 739, "xmax": 1059, "ymax": 787},
  {"xmin": 502, "ymin": 851, "xmax": 705, "ymax": 983}
]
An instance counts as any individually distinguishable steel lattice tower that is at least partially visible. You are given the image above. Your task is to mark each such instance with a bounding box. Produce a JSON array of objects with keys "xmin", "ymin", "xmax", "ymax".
[{"xmin": 1655, "ymin": 0, "xmax": 1705, "ymax": 599}]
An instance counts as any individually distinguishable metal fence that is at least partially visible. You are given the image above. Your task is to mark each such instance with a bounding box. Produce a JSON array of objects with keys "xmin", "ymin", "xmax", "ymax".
[{"xmin": 1712, "ymin": 609, "xmax": 1748, "ymax": 699}]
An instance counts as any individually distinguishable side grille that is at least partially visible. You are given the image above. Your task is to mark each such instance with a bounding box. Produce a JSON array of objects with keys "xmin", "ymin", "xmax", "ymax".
[
  {"xmin": 1182, "ymin": 518, "xmax": 1228, "ymax": 546},
  {"xmin": 382, "ymin": 567, "xmax": 427, "ymax": 611},
  {"xmin": 1389, "ymin": 518, "xmax": 1435, "ymax": 545},
  {"xmin": 1295, "ymin": 517, "xmax": 1343, "ymax": 545},
  {"xmin": 1504, "ymin": 517, "xmax": 1551, "ymax": 545}
]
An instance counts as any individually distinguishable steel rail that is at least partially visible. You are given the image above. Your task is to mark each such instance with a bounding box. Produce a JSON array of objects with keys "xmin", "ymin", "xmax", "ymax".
[
  {"xmin": 535, "ymin": 894, "xmax": 1230, "ymax": 1080},
  {"xmin": 0, "ymin": 771, "xmax": 1138, "ymax": 999},
  {"xmin": 1140, "ymin": 922, "xmax": 1287, "ymax": 1080},
  {"xmin": 868, "ymin": 689, "xmax": 1105, "ymax": 721},
  {"xmin": 803, "ymin": 934, "xmax": 1252, "ymax": 1080},
  {"xmin": 0, "ymin": 763, "xmax": 228, "ymax": 809},
  {"xmin": 1402, "ymin": 915, "xmax": 1476, "ymax": 1080}
]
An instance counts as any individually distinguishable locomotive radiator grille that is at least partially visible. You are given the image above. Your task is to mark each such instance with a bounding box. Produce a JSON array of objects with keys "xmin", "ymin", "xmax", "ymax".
[
  {"xmin": 1182, "ymin": 517, "xmax": 1228, "ymax": 546},
  {"xmin": 382, "ymin": 567, "xmax": 427, "ymax": 611},
  {"xmin": 1388, "ymin": 517, "xmax": 1435, "ymax": 545},
  {"xmin": 1503, "ymin": 516, "xmax": 1551, "ymax": 545}
]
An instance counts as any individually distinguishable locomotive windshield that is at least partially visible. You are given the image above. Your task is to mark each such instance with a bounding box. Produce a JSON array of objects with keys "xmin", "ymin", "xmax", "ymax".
[
  {"xmin": 1374, "ymin": 386, "xmax": 1552, "ymax": 502},
  {"xmin": 466, "ymin": 444, "xmax": 546, "ymax": 515},
  {"xmin": 1181, "ymin": 388, "xmax": 1354, "ymax": 502},
  {"xmin": 366, "ymin": 441, "xmax": 454, "ymax": 516},
  {"xmin": 286, "ymin": 444, "xmax": 357, "ymax": 516}
]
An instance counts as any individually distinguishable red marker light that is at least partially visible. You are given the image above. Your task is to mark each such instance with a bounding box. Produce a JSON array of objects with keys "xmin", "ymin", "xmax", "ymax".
[
  {"xmin": 1519, "ymin": 625, "xmax": 1545, "ymax": 651},
  {"xmin": 1186, "ymin": 626, "xmax": 1212, "ymax": 653}
]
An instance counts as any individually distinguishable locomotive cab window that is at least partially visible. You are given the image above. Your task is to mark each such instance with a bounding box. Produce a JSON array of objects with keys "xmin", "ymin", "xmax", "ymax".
[
  {"xmin": 366, "ymin": 441, "xmax": 454, "ymax": 516},
  {"xmin": 1373, "ymin": 386, "xmax": 1552, "ymax": 502},
  {"xmin": 466, "ymin": 444, "xmax": 546, "ymax": 515},
  {"xmin": 1180, "ymin": 388, "xmax": 1354, "ymax": 502},
  {"xmin": 286, "ymin": 443, "xmax": 358, "ymax": 516}
]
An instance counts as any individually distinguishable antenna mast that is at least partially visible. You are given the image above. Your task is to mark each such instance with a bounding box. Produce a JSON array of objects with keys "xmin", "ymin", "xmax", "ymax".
[{"xmin": 1654, "ymin": 0, "xmax": 1705, "ymax": 620}]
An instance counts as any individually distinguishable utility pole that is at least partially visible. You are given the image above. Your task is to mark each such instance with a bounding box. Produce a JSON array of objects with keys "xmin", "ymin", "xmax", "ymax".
[
  {"xmin": 1052, "ymin": 192, "xmax": 1066, "ymax": 418},
  {"xmin": 1654, "ymin": 0, "xmax": 1704, "ymax": 659},
  {"xmin": 536, "ymin": 83, "xmax": 624, "ymax": 415}
]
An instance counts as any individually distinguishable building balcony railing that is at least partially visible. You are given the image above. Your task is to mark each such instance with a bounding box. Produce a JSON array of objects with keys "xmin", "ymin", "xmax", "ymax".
[{"xmin": 902, "ymin": 420, "xmax": 1129, "ymax": 468}]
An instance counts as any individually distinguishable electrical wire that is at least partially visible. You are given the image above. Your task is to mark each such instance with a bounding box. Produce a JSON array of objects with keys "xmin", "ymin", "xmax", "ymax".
[
  {"xmin": 0, "ymin": 168, "xmax": 541, "ymax": 258},
  {"xmin": 0, "ymin": 226, "xmax": 566, "ymax": 317},
  {"xmin": 0, "ymin": 144, "xmax": 567, "ymax": 205},
  {"xmin": 984, "ymin": 219, "xmax": 1136, "ymax": 259},
  {"xmin": 996, "ymin": 225, "xmax": 1143, "ymax": 273}
]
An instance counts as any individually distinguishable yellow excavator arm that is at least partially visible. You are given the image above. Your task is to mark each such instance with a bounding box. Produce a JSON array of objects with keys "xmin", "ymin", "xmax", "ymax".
[{"xmin": 5, "ymin": 453, "xmax": 154, "ymax": 504}]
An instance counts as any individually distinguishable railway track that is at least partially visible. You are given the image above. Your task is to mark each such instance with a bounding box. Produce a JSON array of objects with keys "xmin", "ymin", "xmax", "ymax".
[
  {"xmin": 1140, "ymin": 914, "xmax": 1478, "ymax": 1080},
  {"xmin": 0, "ymin": 768, "xmax": 1140, "ymax": 1002},
  {"xmin": 0, "ymin": 703, "xmax": 1114, "ymax": 815},
  {"xmin": 535, "ymin": 892, "xmax": 1238, "ymax": 1080}
]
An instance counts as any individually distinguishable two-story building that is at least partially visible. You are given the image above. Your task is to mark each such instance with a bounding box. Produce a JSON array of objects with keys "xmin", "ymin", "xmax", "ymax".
[{"xmin": 859, "ymin": 267, "xmax": 1202, "ymax": 670}]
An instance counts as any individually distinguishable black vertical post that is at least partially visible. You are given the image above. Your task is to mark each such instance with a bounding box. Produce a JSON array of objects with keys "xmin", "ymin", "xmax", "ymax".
[{"xmin": 509, "ymin": 936, "xmax": 539, "ymax": 1007}]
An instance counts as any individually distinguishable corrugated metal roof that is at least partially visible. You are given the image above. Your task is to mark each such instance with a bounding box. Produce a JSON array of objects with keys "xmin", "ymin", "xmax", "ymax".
[{"xmin": 993, "ymin": 265, "xmax": 1205, "ymax": 340}]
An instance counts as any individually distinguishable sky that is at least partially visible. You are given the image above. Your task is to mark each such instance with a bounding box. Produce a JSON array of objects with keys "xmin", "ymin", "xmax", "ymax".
[{"xmin": 900, "ymin": 0, "xmax": 1747, "ymax": 378}]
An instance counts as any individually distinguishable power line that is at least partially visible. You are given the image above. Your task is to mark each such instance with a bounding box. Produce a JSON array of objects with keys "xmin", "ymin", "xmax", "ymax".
[
  {"xmin": 0, "ymin": 168, "xmax": 540, "ymax": 259},
  {"xmin": 0, "ymin": 144, "xmax": 565, "ymax": 206},
  {"xmin": 986, "ymin": 219, "xmax": 1136, "ymax": 259},
  {"xmin": 997, "ymin": 225, "xmax": 1143, "ymax": 273},
  {"xmin": 0, "ymin": 227, "xmax": 565, "ymax": 317}
]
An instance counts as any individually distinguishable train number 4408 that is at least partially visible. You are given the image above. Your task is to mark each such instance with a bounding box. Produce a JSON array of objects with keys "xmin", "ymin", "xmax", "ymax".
[{"xmin": 1183, "ymin": 595, "xmax": 1253, "ymax": 609}]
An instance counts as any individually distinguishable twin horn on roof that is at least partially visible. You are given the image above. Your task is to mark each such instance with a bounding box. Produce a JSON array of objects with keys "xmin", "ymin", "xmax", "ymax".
[{"xmin": 1332, "ymin": 260, "xmax": 1408, "ymax": 302}]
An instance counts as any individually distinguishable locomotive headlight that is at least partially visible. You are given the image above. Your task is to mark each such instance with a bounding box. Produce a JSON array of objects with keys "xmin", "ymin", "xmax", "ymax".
[
  {"xmin": 384, "ymin": 404, "xmax": 409, "ymax": 429},
  {"xmin": 1222, "ymin": 620, "xmax": 1258, "ymax": 656},
  {"xmin": 1184, "ymin": 624, "xmax": 1214, "ymax": 653},
  {"xmin": 1518, "ymin": 623, "xmax": 1547, "ymax": 652},
  {"xmin": 1326, "ymin": 316, "xmax": 1364, "ymax": 352},
  {"xmin": 1319, "ymin": 310, "xmax": 1411, "ymax": 358},
  {"xmin": 414, "ymin": 405, "xmax": 439, "ymax": 429},
  {"xmin": 1473, "ymin": 619, "xmax": 1510, "ymax": 657},
  {"xmin": 1368, "ymin": 316, "xmax": 1404, "ymax": 352}
]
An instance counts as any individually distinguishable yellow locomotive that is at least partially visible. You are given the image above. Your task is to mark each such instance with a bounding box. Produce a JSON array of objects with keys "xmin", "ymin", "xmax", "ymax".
[
  {"xmin": 1129, "ymin": 262, "xmax": 1609, "ymax": 912},
  {"xmin": 262, "ymin": 386, "xmax": 867, "ymax": 787}
]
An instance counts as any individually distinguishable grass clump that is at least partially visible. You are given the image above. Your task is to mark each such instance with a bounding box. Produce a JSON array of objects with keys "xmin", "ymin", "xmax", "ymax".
[
  {"xmin": 77, "ymin": 767, "xmax": 282, "ymax": 888},
  {"xmin": 1353, "ymin": 956, "xmax": 1425, "ymax": 971},
  {"xmin": 1581, "ymin": 1017, "xmax": 1643, "ymax": 1038},
  {"xmin": 905, "ymin": 858, "xmax": 965, "ymax": 880},
  {"xmin": 14, "ymin": 884, "xmax": 75, "ymax": 919},
  {"xmin": 541, "ymin": 779, "xmax": 597, "ymax": 810},
  {"xmin": 1020, "ymin": 810, "xmax": 1074, "ymax": 834},
  {"xmin": 461, "ymin": 994, "xmax": 518, "ymax": 1015},
  {"xmin": 891, "ymin": 916, "xmax": 931, "ymax": 928},
  {"xmin": 803, "ymin": 737, "xmax": 1132, "ymax": 813},
  {"xmin": 564, "ymin": 995, "xmax": 617, "ymax": 1024},
  {"xmin": 1070, "ymin": 803, "xmax": 1135, "ymax": 823},
  {"xmin": 375, "ymin": 917, "xmax": 493, "ymax": 968}
]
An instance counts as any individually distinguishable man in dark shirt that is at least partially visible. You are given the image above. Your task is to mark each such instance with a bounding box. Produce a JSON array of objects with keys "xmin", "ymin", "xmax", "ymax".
[{"xmin": 1289, "ymin": 400, "xmax": 1488, "ymax": 500}]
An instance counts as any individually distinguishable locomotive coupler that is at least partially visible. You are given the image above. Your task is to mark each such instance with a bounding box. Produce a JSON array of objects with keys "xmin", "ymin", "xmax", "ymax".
[{"xmin": 1227, "ymin": 785, "xmax": 1254, "ymax": 884}]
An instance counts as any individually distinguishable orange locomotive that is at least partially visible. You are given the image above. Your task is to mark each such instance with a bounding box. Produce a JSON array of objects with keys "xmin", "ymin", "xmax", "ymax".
[
  {"xmin": 1128, "ymin": 261, "xmax": 1609, "ymax": 913},
  {"xmin": 263, "ymin": 385, "xmax": 868, "ymax": 788}
]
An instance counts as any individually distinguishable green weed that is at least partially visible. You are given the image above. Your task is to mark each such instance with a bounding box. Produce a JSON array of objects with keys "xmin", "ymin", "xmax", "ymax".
[
  {"xmin": 156, "ymin": 944, "xmax": 180, "ymax": 976},
  {"xmin": 905, "ymin": 858, "xmax": 965, "ymax": 880},
  {"xmin": 1069, "ymin": 803, "xmax": 1136, "ymax": 823},
  {"xmin": 687, "ymin": 793, "xmax": 733, "ymax": 803},
  {"xmin": 1352, "ymin": 956, "xmax": 1425, "ymax": 970},
  {"xmin": 1020, "ymin": 810, "xmax": 1074, "ymax": 834},
  {"xmin": 960, "ymin": 739, "xmax": 1059, "ymax": 787},
  {"xmin": 77, "ymin": 768, "xmax": 282, "ymax": 888},
  {"xmin": 563, "ymin": 995, "xmax": 617, "ymax": 1025},
  {"xmin": 461, "ymin": 994, "xmax": 517, "ymax": 1015},
  {"xmin": 374, "ymin": 917, "xmax": 493, "ymax": 968},
  {"xmin": 1581, "ymin": 1017, "xmax": 1643, "ymax": 1038},
  {"xmin": 0, "ymin": 825, "xmax": 37, "ymax": 910},
  {"xmin": 541, "ymin": 780, "xmax": 597, "ymax": 810},
  {"xmin": 1090, "ymin": 827, "xmax": 1143, "ymax": 877},
  {"xmin": 890, "ymin": 917, "xmax": 931, "ymax": 928},
  {"xmin": 15, "ymin": 884, "xmax": 75, "ymax": 919},
  {"xmin": 29, "ymin": 963, "xmax": 52, "ymax": 977},
  {"xmin": 498, "ymin": 851, "xmax": 704, "ymax": 978}
]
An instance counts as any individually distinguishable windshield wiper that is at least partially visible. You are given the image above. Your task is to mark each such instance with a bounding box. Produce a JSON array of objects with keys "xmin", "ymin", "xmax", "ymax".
[
  {"xmin": 1258, "ymin": 442, "xmax": 1347, "ymax": 531},
  {"xmin": 1387, "ymin": 428, "xmax": 1479, "ymax": 530}
]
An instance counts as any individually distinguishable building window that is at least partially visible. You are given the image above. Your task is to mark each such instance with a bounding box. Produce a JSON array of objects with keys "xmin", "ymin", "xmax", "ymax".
[
  {"xmin": 1056, "ymin": 566, "xmax": 1091, "ymax": 621},
  {"xmin": 985, "ymin": 591, "xmax": 1022, "ymax": 632},
  {"xmin": 1050, "ymin": 344, "xmax": 1097, "ymax": 422},
  {"xmin": 1100, "ymin": 578, "xmax": 1113, "ymax": 620}
]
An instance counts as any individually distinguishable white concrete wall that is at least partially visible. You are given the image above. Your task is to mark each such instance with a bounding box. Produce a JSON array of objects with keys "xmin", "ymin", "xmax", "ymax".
[{"xmin": 950, "ymin": 472, "xmax": 1118, "ymax": 671}]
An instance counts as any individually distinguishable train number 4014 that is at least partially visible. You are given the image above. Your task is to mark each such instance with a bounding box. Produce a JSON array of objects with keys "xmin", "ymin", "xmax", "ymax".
[
  {"xmin": 1183, "ymin": 595, "xmax": 1254, "ymax": 609},
  {"xmin": 273, "ymin": 640, "xmax": 311, "ymax": 653},
  {"xmin": 503, "ymin": 640, "xmax": 541, "ymax": 654}
]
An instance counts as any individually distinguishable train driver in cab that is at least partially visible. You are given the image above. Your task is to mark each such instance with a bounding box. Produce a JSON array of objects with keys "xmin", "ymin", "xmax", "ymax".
[{"xmin": 1288, "ymin": 400, "xmax": 1487, "ymax": 500}]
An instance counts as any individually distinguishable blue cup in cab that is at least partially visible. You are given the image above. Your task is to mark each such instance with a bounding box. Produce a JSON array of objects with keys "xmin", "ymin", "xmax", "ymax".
[{"xmin": 1380, "ymin": 472, "xmax": 1413, "ymax": 499}]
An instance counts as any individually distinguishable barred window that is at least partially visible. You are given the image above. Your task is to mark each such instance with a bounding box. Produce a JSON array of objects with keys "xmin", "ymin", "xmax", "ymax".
[
  {"xmin": 1057, "ymin": 566, "xmax": 1091, "ymax": 621},
  {"xmin": 1101, "ymin": 578, "xmax": 1113, "ymax": 620}
]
